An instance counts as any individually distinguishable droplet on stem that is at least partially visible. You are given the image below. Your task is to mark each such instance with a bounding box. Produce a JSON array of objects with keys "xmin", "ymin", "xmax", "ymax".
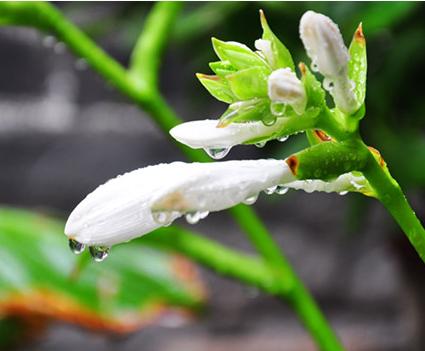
[
  {"xmin": 255, "ymin": 141, "xmax": 267, "ymax": 148},
  {"xmin": 277, "ymin": 135, "xmax": 288, "ymax": 143},
  {"xmin": 270, "ymin": 102, "xmax": 286, "ymax": 117},
  {"xmin": 262, "ymin": 114, "xmax": 277, "ymax": 126},
  {"xmin": 275, "ymin": 185, "xmax": 289, "ymax": 195}
]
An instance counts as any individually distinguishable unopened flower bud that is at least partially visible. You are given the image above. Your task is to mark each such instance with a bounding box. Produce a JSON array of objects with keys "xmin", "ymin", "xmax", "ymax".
[
  {"xmin": 255, "ymin": 39, "xmax": 274, "ymax": 67},
  {"xmin": 268, "ymin": 68, "xmax": 306, "ymax": 114},
  {"xmin": 299, "ymin": 11, "xmax": 349, "ymax": 77}
]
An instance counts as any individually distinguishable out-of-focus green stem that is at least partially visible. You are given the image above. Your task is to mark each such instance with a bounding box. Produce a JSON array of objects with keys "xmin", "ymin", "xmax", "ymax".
[{"xmin": 0, "ymin": 2, "xmax": 345, "ymax": 350}]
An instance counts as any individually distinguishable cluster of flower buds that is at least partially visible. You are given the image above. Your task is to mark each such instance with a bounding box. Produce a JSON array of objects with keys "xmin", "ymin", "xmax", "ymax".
[{"xmin": 65, "ymin": 10, "xmax": 370, "ymax": 260}]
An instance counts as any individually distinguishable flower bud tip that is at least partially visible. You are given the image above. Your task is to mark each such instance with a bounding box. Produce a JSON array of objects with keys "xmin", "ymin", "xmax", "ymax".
[{"xmin": 354, "ymin": 22, "xmax": 365, "ymax": 45}]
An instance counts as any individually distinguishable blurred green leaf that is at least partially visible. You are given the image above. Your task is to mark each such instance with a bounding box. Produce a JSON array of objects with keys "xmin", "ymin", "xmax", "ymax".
[
  {"xmin": 226, "ymin": 66, "xmax": 269, "ymax": 100},
  {"xmin": 0, "ymin": 208, "xmax": 205, "ymax": 334}
]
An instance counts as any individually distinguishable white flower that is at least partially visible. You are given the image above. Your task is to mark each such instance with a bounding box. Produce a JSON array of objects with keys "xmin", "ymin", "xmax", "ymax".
[
  {"xmin": 268, "ymin": 68, "xmax": 306, "ymax": 114},
  {"xmin": 299, "ymin": 11, "xmax": 359, "ymax": 114},
  {"xmin": 255, "ymin": 39, "xmax": 274, "ymax": 66},
  {"xmin": 65, "ymin": 160, "xmax": 295, "ymax": 247},
  {"xmin": 170, "ymin": 119, "xmax": 287, "ymax": 151}
]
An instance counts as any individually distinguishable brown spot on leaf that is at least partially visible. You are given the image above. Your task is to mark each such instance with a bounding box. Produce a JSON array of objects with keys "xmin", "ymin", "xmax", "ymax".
[
  {"xmin": 298, "ymin": 62, "xmax": 307, "ymax": 76},
  {"xmin": 368, "ymin": 146, "xmax": 386, "ymax": 167},
  {"xmin": 354, "ymin": 22, "xmax": 365, "ymax": 45},
  {"xmin": 286, "ymin": 155, "xmax": 299, "ymax": 176},
  {"xmin": 196, "ymin": 73, "xmax": 219, "ymax": 81},
  {"xmin": 314, "ymin": 129, "xmax": 333, "ymax": 142}
]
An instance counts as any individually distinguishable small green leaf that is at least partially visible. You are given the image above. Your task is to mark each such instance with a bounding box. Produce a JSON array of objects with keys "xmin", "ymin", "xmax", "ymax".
[
  {"xmin": 259, "ymin": 10, "xmax": 294, "ymax": 71},
  {"xmin": 211, "ymin": 38, "xmax": 268, "ymax": 70},
  {"xmin": 299, "ymin": 62, "xmax": 326, "ymax": 108},
  {"xmin": 226, "ymin": 67, "xmax": 269, "ymax": 100},
  {"xmin": 209, "ymin": 61, "xmax": 236, "ymax": 78},
  {"xmin": 348, "ymin": 23, "xmax": 367, "ymax": 108},
  {"xmin": 218, "ymin": 98, "xmax": 271, "ymax": 126},
  {"xmin": 196, "ymin": 73, "xmax": 236, "ymax": 103}
]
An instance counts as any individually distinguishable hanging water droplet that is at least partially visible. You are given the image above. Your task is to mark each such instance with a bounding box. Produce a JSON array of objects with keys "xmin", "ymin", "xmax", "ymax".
[
  {"xmin": 277, "ymin": 135, "xmax": 288, "ymax": 143},
  {"xmin": 262, "ymin": 114, "xmax": 277, "ymax": 126},
  {"xmin": 74, "ymin": 58, "xmax": 88, "ymax": 71},
  {"xmin": 199, "ymin": 211, "xmax": 209, "ymax": 219},
  {"xmin": 275, "ymin": 185, "xmax": 289, "ymax": 195},
  {"xmin": 185, "ymin": 212, "xmax": 201, "ymax": 224},
  {"xmin": 68, "ymin": 238, "xmax": 85, "ymax": 255},
  {"xmin": 323, "ymin": 78, "xmax": 334, "ymax": 91},
  {"xmin": 243, "ymin": 193, "xmax": 259, "ymax": 205},
  {"xmin": 152, "ymin": 211, "xmax": 173, "ymax": 225},
  {"xmin": 255, "ymin": 141, "xmax": 266, "ymax": 148},
  {"xmin": 350, "ymin": 180, "xmax": 364, "ymax": 190},
  {"xmin": 311, "ymin": 62, "xmax": 319, "ymax": 72},
  {"xmin": 204, "ymin": 147, "xmax": 231, "ymax": 160},
  {"xmin": 43, "ymin": 35, "xmax": 56, "ymax": 48},
  {"xmin": 339, "ymin": 191, "xmax": 348, "ymax": 196},
  {"xmin": 89, "ymin": 246, "xmax": 110, "ymax": 262},
  {"xmin": 270, "ymin": 102, "xmax": 286, "ymax": 117},
  {"xmin": 264, "ymin": 186, "xmax": 277, "ymax": 195},
  {"xmin": 54, "ymin": 42, "xmax": 66, "ymax": 54}
]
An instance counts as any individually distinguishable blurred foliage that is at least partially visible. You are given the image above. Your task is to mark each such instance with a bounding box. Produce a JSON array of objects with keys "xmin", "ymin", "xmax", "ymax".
[{"xmin": 0, "ymin": 208, "xmax": 204, "ymax": 347}]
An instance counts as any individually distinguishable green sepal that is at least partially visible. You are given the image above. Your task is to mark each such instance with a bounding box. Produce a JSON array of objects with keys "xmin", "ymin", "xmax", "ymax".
[
  {"xmin": 259, "ymin": 10, "xmax": 295, "ymax": 71},
  {"xmin": 211, "ymin": 38, "xmax": 268, "ymax": 70},
  {"xmin": 226, "ymin": 66, "xmax": 269, "ymax": 100},
  {"xmin": 196, "ymin": 73, "xmax": 236, "ymax": 104},
  {"xmin": 217, "ymin": 98, "xmax": 271, "ymax": 126},
  {"xmin": 348, "ymin": 23, "xmax": 367, "ymax": 109},
  {"xmin": 299, "ymin": 63, "xmax": 326, "ymax": 109},
  {"xmin": 209, "ymin": 61, "xmax": 237, "ymax": 78}
]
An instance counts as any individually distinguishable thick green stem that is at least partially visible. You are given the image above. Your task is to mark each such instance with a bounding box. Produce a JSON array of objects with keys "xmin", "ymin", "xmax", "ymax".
[{"xmin": 361, "ymin": 144, "xmax": 425, "ymax": 262}]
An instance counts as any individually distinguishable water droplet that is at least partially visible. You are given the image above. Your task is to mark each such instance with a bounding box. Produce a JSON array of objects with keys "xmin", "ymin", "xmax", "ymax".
[
  {"xmin": 185, "ymin": 212, "xmax": 200, "ymax": 224},
  {"xmin": 275, "ymin": 185, "xmax": 289, "ymax": 195},
  {"xmin": 199, "ymin": 211, "xmax": 209, "ymax": 219},
  {"xmin": 350, "ymin": 180, "xmax": 364, "ymax": 190},
  {"xmin": 43, "ymin": 35, "xmax": 56, "ymax": 48},
  {"xmin": 311, "ymin": 62, "xmax": 319, "ymax": 72},
  {"xmin": 264, "ymin": 186, "xmax": 277, "ymax": 195},
  {"xmin": 54, "ymin": 42, "xmax": 66, "ymax": 54},
  {"xmin": 262, "ymin": 114, "xmax": 277, "ymax": 126},
  {"xmin": 243, "ymin": 194, "xmax": 259, "ymax": 205},
  {"xmin": 204, "ymin": 147, "xmax": 231, "ymax": 160},
  {"xmin": 68, "ymin": 239, "xmax": 85, "ymax": 255},
  {"xmin": 277, "ymin": 135, "xmax": 288, "ymax": 143},
  {"xmin": 89, "ymin": 246, "xmax": 110, "ymax": 262},
  {"xmin": 75, "ymin": 58, "xmax": 88, "ymax": 71},
  {"xmin": 339, "ymin": 191, "xmax": 348, "ymax": 196},
  {"xmin": 152, "ymin": 211, "xmax": 173, "ymax": 225},
  {"xmin": 255, "ymin": 141, "xmax": 266, "ymax": 148},
  {"xmin": 270, "ymin": 102, "xmax": 286, "ymax": 117},
  {"xmin": 323, "ymin": 78, "xmax": 334, "ymax": 91}
]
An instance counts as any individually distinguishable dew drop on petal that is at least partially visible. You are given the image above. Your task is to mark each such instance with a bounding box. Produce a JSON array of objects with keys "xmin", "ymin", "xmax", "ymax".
[
  {"xmin": 243, "ymin": 193, "xmax": 259, "ymax": 205},
  {"xmin": 152, "ymin": 211, "xmax": 173, "ymax": 225},
  {"xmin": 311, "ymin": 61, "xmax": 319, "ymax": 72},
  {"xmin": 264, "ymin": 186, "xmax": 277, "ymax": 195},
  {"xmin": 204, "ymin": 147, "xmax": 231, "ymax": 160},
  {"xmin": 185, "ymin": 212, "xmax": 200, "ymax": 224},
  {"xmin": 270, "ymin": 102, "xmax": 286, "ymax": 117},
  {"xmin": 89, "ymin": 246, "xmax": 110, "ymax": 262},
  {"xmin": 68, "ymin": 238, "xmax": 85, "ymax": 255},
  {"xmin": 255, "ymin": 141, "xmax": 267, "ymax": 148},
  {"xmin": 277, "ymin": 135, "xmax": 288, "ymax": 143},
  {"xmin": 323, "ymin": 78, "xmax": 334, "ymax": 91},
  {"xmin": 199, "ymin": 211, "xmax": 209, "ymax": 219},
  {"xmin": 350, "ymin": 180, "xmax": 364, "ymax": 190},
  {"xmin": 339, "ymin": 191, "xmax": 348, "ymax": 196},
  {"xmin": 262, "ymin": 114, "xmax": 277, "ymax": 126},
  {"xmin": 275, "ymin": 185, "xmax": 289, "ymax": 195}
]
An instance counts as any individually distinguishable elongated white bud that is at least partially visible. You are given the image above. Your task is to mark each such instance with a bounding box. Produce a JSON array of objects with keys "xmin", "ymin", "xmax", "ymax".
[
  {"xmin": 170, "ymin": 119, "xmax": 287, "ymax": 150},
  {"xmin": 299, "ymin": 11, "xmax": 359, "ymax": 114},
  {"xmin": 255, "ymin": 39, "xmax": 274, "ymax": 67},
  {"xmin": 65, "ymin": 160, "xmax": 295, "ymax": 246},
  {"xmin": 268, "ymin": 68, "xmax": 306, "ymax": 114}
]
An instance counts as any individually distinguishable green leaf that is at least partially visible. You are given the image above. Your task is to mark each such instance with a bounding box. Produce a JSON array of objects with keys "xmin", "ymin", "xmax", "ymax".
[
  {"xmin": 218, "ymin": 98, "xmax": 272, "ymax": 126},
  {"xmin": 259, "ymin": 10, "xmax": 295, "ymax": 71},
  {"xmin": 196, "ymin": 73, "xmax": 236, "ymax": 103},
  {"xmin": 0, "ymin": 208, "xmax": 204, "ymax": 333},
  {"xmin": 211, "ymin": 38, "xmax": 268, "ymax": 70},
  {"xmin": 226, "ymin": 66, "xmax": 269, "ymax": 100},
  {"xmin": 299, "ymin": 63, "xmax": 326, "ymax": 108},
  {"xmin": 209, "ymin": 60, "xmax": 237, "ymax": 78},
  {"xmin": 348, "ymin": 23, "xmax": 367, "ymax": 108}
]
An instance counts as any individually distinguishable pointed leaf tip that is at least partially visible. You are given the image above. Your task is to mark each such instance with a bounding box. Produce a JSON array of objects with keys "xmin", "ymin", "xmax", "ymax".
[
  {"xmin": 354, "ymin": 22, "xmax": 365, "ymax": 45},
  {"xmin": 298, "ymin": 62, "xmax": 307, "ymax": 76}
]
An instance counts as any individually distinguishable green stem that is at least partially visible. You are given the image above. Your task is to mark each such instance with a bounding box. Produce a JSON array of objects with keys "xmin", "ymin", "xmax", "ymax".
[{"xmin": 361, "ymin": 144, "xmax": 425, "ymax": 263}]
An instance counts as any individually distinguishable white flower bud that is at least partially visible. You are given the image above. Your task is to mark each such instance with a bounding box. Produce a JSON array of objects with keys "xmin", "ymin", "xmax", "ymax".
[
  {"xmin": 254, "ymin": 39, "xmax": 274, "ymax": 66},
  {"xmin": 170, "ymin": 119, "xmax": 287, "ymax": 150},
  {"xmin": 65, "ymin": 160, "xmax": 295, "ymax": 247},
  {"xmin": 299, "ymin": 11, "xmax": 349, "ymax": 77},
  {"xmin": 267, "ymin": 68, "xmax": 306, "ymax": 114},
  {"xmin": 299, "ymin": 11, "xmax": 360, "ymax": 114}
]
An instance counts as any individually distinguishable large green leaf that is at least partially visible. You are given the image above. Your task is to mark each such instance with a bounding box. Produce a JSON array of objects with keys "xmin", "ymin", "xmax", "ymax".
[{"xmin": 0, "ymin": 208, "xmax": 205, "ymax": 334}]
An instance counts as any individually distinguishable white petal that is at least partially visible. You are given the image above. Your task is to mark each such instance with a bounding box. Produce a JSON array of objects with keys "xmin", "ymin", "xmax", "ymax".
[
  {"xmin": 170, "ymin": 119, "xmax": 286, "ymax": 149},
  {"xmin": 284, "ymin": 173, "xmax": 367, "ymax": 194},
  {"xmin": 65, "ymin": 159, "xmax": 295, "ymax": 246}
]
